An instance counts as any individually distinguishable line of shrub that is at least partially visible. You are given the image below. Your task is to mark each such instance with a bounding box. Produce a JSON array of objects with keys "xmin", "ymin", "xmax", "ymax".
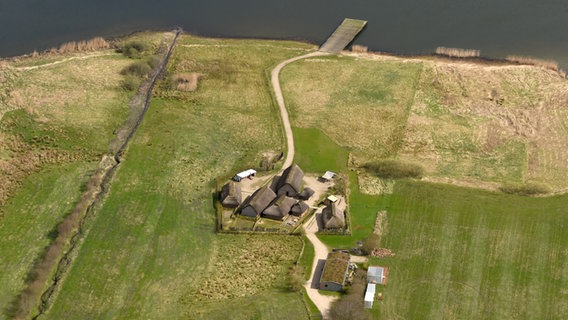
[
  {"xmin": 362, "ymin": 159, "xmax": 424, "ymax": 179},
  {"xmin": 499, "ymin": 182, "xmax": 551, "ymax": 196}
]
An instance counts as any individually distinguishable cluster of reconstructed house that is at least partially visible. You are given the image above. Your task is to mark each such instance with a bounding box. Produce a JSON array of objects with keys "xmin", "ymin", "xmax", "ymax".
[{"xmin": 220, "ymin": 164, "xmax": 314, "ymax": 221}]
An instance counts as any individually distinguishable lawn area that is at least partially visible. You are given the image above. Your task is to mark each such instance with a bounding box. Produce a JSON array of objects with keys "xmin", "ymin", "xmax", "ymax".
[
  {"xmin": 43, "ymin": 35, "xmax": 314, "ymax": 319},
  {"xmin": 373, "ymin": 180, "xmax": 568, "ymax": 319}
]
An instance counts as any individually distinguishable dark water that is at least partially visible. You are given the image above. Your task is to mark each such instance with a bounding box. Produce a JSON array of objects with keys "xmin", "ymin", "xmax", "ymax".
[{"xmin": 1, "ymin": 0, "xmax": 567, "ymax": 69}]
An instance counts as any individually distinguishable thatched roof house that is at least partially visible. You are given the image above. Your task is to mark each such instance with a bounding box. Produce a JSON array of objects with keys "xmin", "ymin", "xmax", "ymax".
[
  {"xmin": 290, "ymin": 200, "xmax": 309, "ymax": 216},
  {"xmin": 220, "ymin": 181, "xmax": 242, "ymax": 207},
  {"xmin": 320, "ymin": 251, "xmax": 350, "ymax": 291},
  {"xmin": 276, "ymin": 164, "xmax": 304, "ymax": 197},
  {"xmin": 239, "ymin": 186, "xmax": 276, "ymax": 218},
  {"xmin": 262, "ymin": 195, "xmax": 296, "ymax": 220},
  {"xmin": 322, "ymin": 202, "xmax": 345, "ymax": 229},
  {"xmin": 298, "ymin": 187, "xmax": 315, "ymax": 201}
]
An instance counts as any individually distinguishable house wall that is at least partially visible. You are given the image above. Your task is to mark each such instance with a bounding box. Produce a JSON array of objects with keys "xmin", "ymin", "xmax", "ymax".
[
  {"xmin": 277, "ymin": 184, "xmax": 297, "ymax": 197},
  {"xmin": 319, "ymin": 281, "xmax": 343, "ymax": 292},
  {"xmin": 241, "ymin": 206, "xmax": 258, "ymax": 218}
]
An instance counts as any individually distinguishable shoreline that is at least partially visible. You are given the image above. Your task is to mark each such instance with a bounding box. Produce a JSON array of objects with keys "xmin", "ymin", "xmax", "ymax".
[{"xmin": 2, "ymin": 30, "xmax": 566, "ymax": 78}]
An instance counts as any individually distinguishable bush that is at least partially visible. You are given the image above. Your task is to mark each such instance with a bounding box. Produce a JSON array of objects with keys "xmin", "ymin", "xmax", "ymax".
[
  {"xmin": 117, "ymin": 41, "xmax": 151, "ymax": 58},
  {"xmin": 499, "ymin": 182, "xmax": 551, "ymax": 196},
  {"xmin": 363, "ymin": 159, "xmax": 424, "ymax": 179},
  {"xmin": 361, "ymin": 233, "xmax": 380, "ymax": 255},
  {"xmin": 329, "ymin": 270, "xmax": 370, "ymax": 320},
  {"xmin": 120, "ymin": 61, "xmax": 152, "ymax": 77},
  {"xmin": 288, "ymin": 264, "xmax": 305, "ymax": 292},
  {"xmin": 121, "ymin": 75, "xmax": 141, "ymax": 91}
]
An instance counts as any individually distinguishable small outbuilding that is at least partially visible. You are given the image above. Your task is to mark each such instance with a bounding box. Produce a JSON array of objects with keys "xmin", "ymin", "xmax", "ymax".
[
  {"xmin": 220, "ymin": 181, "xmax": 242, "ymax": 207},
  {"xmin": 364, "ymin": 283, "xmax": 376, "ymax": 309},
  {"xmin": 321, "ymin": 171, "xmax": 336, "ymax": 181},
  {"xmin": 239, "ymin": 186, "xmax": 276, "ymax": 218},
  {"xmin": 232, "ymin": 169, "xmax": 257, "ymax": 182},
  {"xmin": 322, "ymin": 202, "xmax": 345, "ymax": 229},
  {"xmin": 276, "ymin": 164, "xmax": 304, "ymax": 197},
  {"xmin": 262, "ymin": 195, "xmax": 296, "ymax": 220},
  {"xmin": 367, "ymin": 266, "xmax": 385, "ymax": 284},
  {"xmin": 290, "ymin": 200, "xmax": 309, "ymax": 216},
  {"xmin": 319, "ymin": 251, "xmax": 350, "ymax": 291}
]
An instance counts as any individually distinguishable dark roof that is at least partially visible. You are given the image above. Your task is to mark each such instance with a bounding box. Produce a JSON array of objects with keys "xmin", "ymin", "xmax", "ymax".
[
  {"xmin": 277, "ymin": 163, "xmax": 304, "ymax": 193},
  {"xmin": 322, "ymin": 202, "xmax": 345, "ymax": 229},
  {"xmin": 262, "ymin": 195, "xmax": 296, "ymax": 220},
  {"xmin": 298, "ymin": 187, "xmax": 315, "ymax": 200},
  {"xmin": 320, "ymin": 251, "xmax": 350, "ymax": 285},
  {"xmin": 220, "ymin": 181, "xmax": 242, "ymax": 207},
  {"xmin": 290, "ymin": 201, "xmax": 309, "ymax": 215},
  {"xmin": 240, "ymin": 186, "xmax": 276, "ymax": 215}
]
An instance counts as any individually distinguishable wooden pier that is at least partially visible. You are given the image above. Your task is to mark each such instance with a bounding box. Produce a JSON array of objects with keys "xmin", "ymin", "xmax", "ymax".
[{"xmin": 320, "ymin": 18, "xmax": 367, "ymax": 53}]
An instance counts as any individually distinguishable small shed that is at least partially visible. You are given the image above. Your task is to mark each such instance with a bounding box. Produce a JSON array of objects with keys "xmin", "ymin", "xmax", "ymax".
[
  {"xmin": 220, "ymin": 181, "xmax": 242, "ymax": 207},
  {"xmin": 298, "ymin": 187, "xmax": 315, "ymax": 201},
  {"xmin": 232, "ymin": 169, "xmax": 257, "ymax": 182},
  {"xmin": 262, "ymin": 195, "xmax": 296, "ymax": 220},
  {"xmin": 239, "ymin": 186, "xmax": 276, "ymax": 218},
  {"xmin": 322, "ymin": 202, "xmax": 345, "ymax": 229},
  {"xmin": 367, "ymin": 266, "xmax": 385, "ymax": 284},
  {"xmin": 364, "ymin": 283, "xmax": 376, "ymax": 309},
  {"xmin": 321, "ymin": 171, "xmax": 336, "ymax": 181},
  {"xmin": 319, "ymin": 251, "xmax": 350, "ymax": 291},
  {"xmin": 276, "ymin": 164, "xmax": 304, "ymax": 197},
  {"xmin": 290, "ymin": 200, "xmax": 309, "ymax": 216}
]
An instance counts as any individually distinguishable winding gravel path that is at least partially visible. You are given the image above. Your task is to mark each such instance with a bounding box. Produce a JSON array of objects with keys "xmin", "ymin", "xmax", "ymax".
[
  {"xmin": 270, "ymin": 51, "xmax": 326, "ymax": 171},
  {"xmin": 270, "ymin": 51, "xmax": 337, "ymax": 317}
]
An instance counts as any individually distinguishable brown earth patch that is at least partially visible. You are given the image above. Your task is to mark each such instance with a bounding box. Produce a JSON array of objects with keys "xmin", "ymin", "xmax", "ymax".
[{"xmin": 172, "ymin": 73, "xmax": 201, "ymax": 92}]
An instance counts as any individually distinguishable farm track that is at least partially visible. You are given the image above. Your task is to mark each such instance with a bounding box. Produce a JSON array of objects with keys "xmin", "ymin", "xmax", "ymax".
[
  {"xmin": 28, "ymin": 30, "xmax": 181, "ymax": 319},
  {"xmin": 271, "ymin": 51, "xmax": 341, "ymax": 317}
]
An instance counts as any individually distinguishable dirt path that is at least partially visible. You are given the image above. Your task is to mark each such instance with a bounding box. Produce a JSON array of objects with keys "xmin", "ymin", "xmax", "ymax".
[
  {"xmin": 15, "ymin": 52, "xmax": 114, "ymax": 71},
  {"xmin": 303, "ymin": 213, "xmax": 337, "ymax": 318},
  {"xmin": 270, "ymin": 51, "xmax": 327, "ymax": 172}
]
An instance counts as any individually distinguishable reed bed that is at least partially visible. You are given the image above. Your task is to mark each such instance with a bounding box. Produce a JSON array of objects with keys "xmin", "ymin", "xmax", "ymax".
[
  {"xmin": 506, "ymin": 55, "xmax": 560, "ymax": 72},
  {"xmin": 435, "ymin": 47, "xmax": 480, "ymax": 58}
]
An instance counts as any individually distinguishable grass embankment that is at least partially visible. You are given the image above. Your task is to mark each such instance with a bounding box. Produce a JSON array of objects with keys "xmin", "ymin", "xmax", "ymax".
[
  {"xmin": 282, "ymin": 54, "xmax": 568, "ymax": 191},
  {"xmin": 375, "ymin": 181, "xmax": 568, "ymax": 319},
  {"xmin": 0, "ymin": 45, "xmax": 134, "ymax": 316},
  {"xmin": 44, "ymin": 36, "xmax": 315, "ymax": 319}
]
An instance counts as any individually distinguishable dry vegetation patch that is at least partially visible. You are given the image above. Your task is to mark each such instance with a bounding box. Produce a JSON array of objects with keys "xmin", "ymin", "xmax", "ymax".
[
  {"xmin": 399, "ymin": 62, "xmax": 568, "ymax": 190},
  {"xmin": 171, "ymin": 73, "xmax": 201, "ymax": 92},
  {"xmin": 189, "ymin": 235, "xmax": 302, "ymax": 301}
]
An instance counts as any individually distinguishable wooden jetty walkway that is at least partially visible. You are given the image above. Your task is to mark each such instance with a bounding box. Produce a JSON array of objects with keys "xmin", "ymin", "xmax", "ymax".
[{"xmin": 320, "ymin": 18, "xmax": 367, "ymax": 53}]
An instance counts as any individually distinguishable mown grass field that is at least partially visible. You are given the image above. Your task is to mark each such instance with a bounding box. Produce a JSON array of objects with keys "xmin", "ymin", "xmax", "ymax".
[
  {"xmin": 43, "ymin": 36, "xmax": 315, "ymax": 319},
  {"xmin": 0, "ymin": 44, "xmax": 133, "ymax": 316},
  {"xmin": 374, "ymin": 181, "xmax": 568, "ymax": 319},
  {"xmin": 282, "ymin": 54, "xmax": 568, "ymax": 191}
]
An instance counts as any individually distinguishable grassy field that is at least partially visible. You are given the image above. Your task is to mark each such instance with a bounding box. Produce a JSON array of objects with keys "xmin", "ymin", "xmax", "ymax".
[
  {"xmin": 281, "ymin": 54, "xmax": 568, "ymax": 191},
  {"xmin": 293, "ymin": 127, "xmax": 380, "ymax": 248},
  {"xmin": 43, "ymin": 35, "xmax": 314, "ymax": 319},
  {"xmin": 374, "ymin": 181, "xmax": 568, "ymax": 319},
  {"xmin": 0, "ymin": 43, "xmax": 134, "ymax": 316},
  {"xmin": 0, "ymin": 161, "xmax": 95, "ymax": 314}
]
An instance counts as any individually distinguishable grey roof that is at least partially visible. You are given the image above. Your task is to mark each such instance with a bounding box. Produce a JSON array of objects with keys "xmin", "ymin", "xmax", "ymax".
[
  {"xmin": 298, "ymin": 187, "xmax": 315, "ymax": 200},
  {"xmin": 240, "ymin": 186, "xmax": 276, "ymax": 216},
  {"xmin": 322, "ymin": 202, "xmax": 345, "ymax": 229},
  {"xmin": 220, "ymin": 181, "xmax": 242, "ymax": 207},
  {"xmin": 277, "ymin": 163, "xmax": 304, "ymax": 193},
  {"xmin": 367, "ymin": 266, "xmax": 384, "ymax": 282},
  {"xmin": 290, "ymin": 200, "xmax": 309, "ymax": 215},
  {"xmin": 262, "ymin": 195, "xmax": 296, "ymax": 220}
]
